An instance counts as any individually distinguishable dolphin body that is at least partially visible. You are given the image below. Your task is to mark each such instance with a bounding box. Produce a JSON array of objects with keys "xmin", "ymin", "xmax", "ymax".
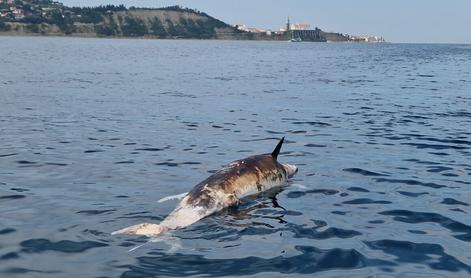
[{"xmin": 112, "ymin": 137, "xmax": 297, "ymax": 237}]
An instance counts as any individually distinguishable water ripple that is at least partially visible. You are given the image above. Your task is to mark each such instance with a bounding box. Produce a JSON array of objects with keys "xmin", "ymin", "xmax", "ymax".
[
  {"xmin": 1, "ymin": 39, "xmax": 470, "ymax": 277},
  {"xmin": 122, "ymin": 245, "xmax": 391, "ymax": 277},
  {"xmin": 375, "ymin": 178, "xmax": 446, "ymax": 189},
  {"xmin": 365, "ymin": 240, "xmax": 471, "ymax": 273},
  {"xmin": 20, "ymin": 239, "xmax": 108, "ymax": 253},
  {"xmin": 343, "ymin": 168, "xmax": 389, "ymax": 176},
  {"xmin": 379, "ymin": 210, "xmax": 471, "ymax": 242}
]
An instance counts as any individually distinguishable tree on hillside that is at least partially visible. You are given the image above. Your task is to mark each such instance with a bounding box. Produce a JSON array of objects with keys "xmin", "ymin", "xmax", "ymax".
[
  {"xmin": 0, "ymin": 20, "xmax": 11, "ymax": 32},
  {"xmin": 25, "ymin": 23, "xmax": 40, "ymax": 33},
  {"xmin": 173, "ymin": 22, "xmax": 187, "ymax": 38},
  {"xmin": 165, "ymin": 19, "xmax": 177, "ymax": 37},
  {"xmin": 95, "ymin": 15, "xmax": 118, "ymax": 36},
  {"xmin": 49, "ymin": 10, "xmax": 74, "ymax": 34},
  {"xmin": 197, "ymin": 20, "xmax": 217, "ymax": 39},
  {"xmin": 21, "ymin": 15, "xmax": 47, "ymax": 24},
  {"xmin": 72, "ymin": 8, "xmax": 103, "ymax": 24},
  {"xmin": 121, "ymin": 16, "xmax": 147, "ymax": 36},
  {"xmin": 179, "ymin": 18, "xmax": 194, "ymax": 38},
  {"xmin": 150, "ymin": 17, "xmax": 167, "ymax": 38}
]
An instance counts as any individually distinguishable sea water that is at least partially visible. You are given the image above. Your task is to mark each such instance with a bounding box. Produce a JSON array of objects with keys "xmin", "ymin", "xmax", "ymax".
[{"xmin": 0, "ymin": 37, "xmax": 470, "ymax": 277}]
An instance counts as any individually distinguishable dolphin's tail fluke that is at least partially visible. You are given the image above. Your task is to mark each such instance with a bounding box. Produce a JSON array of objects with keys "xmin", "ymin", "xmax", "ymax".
[
  {"xmin": 112, "ymin": 223, "xmax": 169, "ymax": 237},
  {"xmin": 271, "ymin": 137, "xmax": 285, "ymax": 159}
]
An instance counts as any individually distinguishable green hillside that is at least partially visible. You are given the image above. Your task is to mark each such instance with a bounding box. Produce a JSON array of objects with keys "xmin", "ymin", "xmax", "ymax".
[{"xmin": 0, "ymin": 1, "xmax": 243, "ymax": 39}]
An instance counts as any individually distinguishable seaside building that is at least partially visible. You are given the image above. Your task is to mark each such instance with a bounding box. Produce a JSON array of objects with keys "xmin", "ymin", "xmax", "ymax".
[
  {"xmin": 349, "ymin": 35, "xmax": 385, "ymax": 43},
  {"xmin": 290, "ymin": 23, "xmax": 310, "ymax": 30},
  {"xmin": 234, "ymin": 24, "xmax": 272, "ymax": 36},
  {"xmin": 284, "ymin": 17, "xmax": 325, "ymax": 42}
]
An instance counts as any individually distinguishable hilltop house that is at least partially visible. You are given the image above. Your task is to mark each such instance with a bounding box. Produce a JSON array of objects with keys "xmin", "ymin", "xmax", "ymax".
[{"xmin": 12, "ymin": 7, "xmax": 24, "ymax": 19}]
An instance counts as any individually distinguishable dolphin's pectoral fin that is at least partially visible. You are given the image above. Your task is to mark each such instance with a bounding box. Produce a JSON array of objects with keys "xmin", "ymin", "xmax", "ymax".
[
  {"xmin": 112, "ymin": 223, "xmax": 168, "ymax": 237},
  {"xmin": 158, "ymin": 192, "xmax": 189, "ymax": 203}
]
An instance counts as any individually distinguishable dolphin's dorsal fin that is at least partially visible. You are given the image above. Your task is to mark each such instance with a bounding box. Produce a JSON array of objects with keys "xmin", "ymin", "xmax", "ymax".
[{"xmin": 271, "ymin": 137, "xmax": 285, "ymax": 159}]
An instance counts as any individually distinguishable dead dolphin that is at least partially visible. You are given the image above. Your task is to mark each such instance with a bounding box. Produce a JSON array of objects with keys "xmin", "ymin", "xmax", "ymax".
[{"xmin": 112, "ymin": 137, "xmax": 297, "ymax": 237}]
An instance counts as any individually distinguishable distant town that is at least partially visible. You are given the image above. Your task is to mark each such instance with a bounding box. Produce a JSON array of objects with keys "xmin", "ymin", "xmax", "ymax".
[
  {"xmin": 235, "ymin": 18, "xmax": 385, "ymax": 43},
  {"xmin": 0, "ymin": 0, "xmax": 385, "ymax": 42}
]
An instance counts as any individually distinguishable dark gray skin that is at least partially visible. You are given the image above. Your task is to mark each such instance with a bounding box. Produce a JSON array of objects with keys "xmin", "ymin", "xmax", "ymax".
[{"xmin": 187, "ymin": 154, "xmax": 294, "ymax": 208}]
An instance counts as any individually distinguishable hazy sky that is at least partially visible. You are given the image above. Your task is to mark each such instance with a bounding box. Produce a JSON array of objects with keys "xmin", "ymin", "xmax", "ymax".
[{"xmin": 60, "ymin": 0, "xmax": 471, "ymax": 43}]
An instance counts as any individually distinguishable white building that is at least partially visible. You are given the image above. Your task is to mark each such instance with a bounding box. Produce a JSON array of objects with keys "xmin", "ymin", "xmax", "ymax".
[
  {"xmin": 235, "ymin": 24, "xmax": 272, "ymax": 35},
  {"xmin": 349, "ymin": 35, "xmax": 385, "ymax": 43},
  {"xmin": 290, "ymin": 23, "xmax": 310, "ymax": 30}
]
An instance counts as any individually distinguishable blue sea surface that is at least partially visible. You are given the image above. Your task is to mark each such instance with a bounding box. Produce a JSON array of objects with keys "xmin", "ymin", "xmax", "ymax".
[{"xmin": 0, "ymin": 37, "xmax": 470, "ymax": 277}]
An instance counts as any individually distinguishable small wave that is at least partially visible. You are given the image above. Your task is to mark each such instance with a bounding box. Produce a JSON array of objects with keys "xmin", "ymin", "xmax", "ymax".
[
  {"xmin": 291, "ymin": 121, "xmax": 331, "ymax": 127},
  {"xmin": 265, "ymin": 130, "xmax": 284, "ymax": 134},
  {"xmin": 45, "ymin": 162, "xmax": 68, "ymax": 166},
  {"xmin": 2, "ymin": 267, "xmax": 61, "ymax": 275},
  {"xmin": 76, "ymin": 209, "xmax": 116, "ymax": 215},
  {"xmin": 304, "ymin": 143, "xmax": 326, "ymax": 148},
  {"xmin": 347, "ymin": 187, "xmax": 370, "ymax": 192},
  {"xmin": 134, "ymin": 148, "xmax": 165, "ymax": 152},
  {"xmin": 440, "ymin": 198, "xmax": 468, "ymax": 206},
  {"xmin": 379, "ymin": 210, "xmax": 471, "ymax": 242},
  {"xmin": 0, "ymin": 252, "xmax": 20, "ymax": 260},
  {"xmin": 375, "ymin": 178, "xmax": 446, "ymax": 189},
  {"xmin": 427, "ymin": 166, "xmax": 454, "ymax": 173},
  {"xmin": 416, "ymin": 137, "xmax": 471, "ymax": 146},
  {"xmin": 365, "ymin": 239, "xmax": 471, "ymax": 272},
  {"xmin": 10, "ymin": 188, "xmax": 28, "ymax": 192},
  {"xmin": 0, "ymin": 195, "xmax": 25, "ymax": 200},
  {"xmin": 0, "ymin": 228, "xmax": 16, "ymax": 235},
  {"xmin": 155, "ymin": 162, "xmax": 179, "ymax": 167},
  {"xmin": 114, "ymin": 160, "xmax": 134, "ymax": 164},
  {"xmin": 289, "ymin": 225, "xmax": 362, "ymax": 240},
  {"xmin": 343, "ymin": 168, "xmax": 388, "ymax": 177},
  {"xmin": 342, "ymin": 198, "xmax": 391, "ymax": 205},
  {"xmin": 20, "ymin": 239, "xmax": 108, "ymax": 253},
  {"xmin": 0, "ymin": 153, "xmax": 18, "ymax": 158},
  {"xmin": 240, "ymin": 137, "xmax": 280, "ymax": 142},
  {"xmin": 155, "ymin": 161, "xmax": 202, "ymax": 167},
  {"xmin": 16, "ymin": 160, "xmax": 36, "ymax": 165},
  {"xmin": 396, "ymin": 191, "xmax": 428, "ymax": 197},
  {"xmin": 83, "ymin": 150, "xmax": 104, "ymax": 153},
  {"xmin": 286, "ymin": 189, "xmax": 339, "ymax": 199},
  {"xmin": 122, "ymin": 245, "xmax": 386, "ymax": 276},
  {"xmin": 401, "ymin": 143, "xmax": 467, "ymax": 150}
]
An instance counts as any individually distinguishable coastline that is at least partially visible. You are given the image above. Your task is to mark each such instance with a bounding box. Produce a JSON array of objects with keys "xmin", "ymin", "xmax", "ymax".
[
  {"xmin": 0, "ymin": 33, "xmax": 394, "ymax": 44},
  {"xmin": 0, "ymin": 2, "xmax": 385, "ymax": 43},
  {"xmin": 0, "ymin": 3, "xmax": 355, "ymax": 43},
  {"xmin": 0, "ymin": 32, "xmax": 278, "ymax": 41},
  {"xmin": 0, "ymin": 32, "xmax": 326, "ymax": 42}
]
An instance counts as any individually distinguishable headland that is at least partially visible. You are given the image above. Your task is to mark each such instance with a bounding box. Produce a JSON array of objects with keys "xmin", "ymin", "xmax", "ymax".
[{"xmin": 0, "ymin": 0, "xmax": 384, "ymax": 42}]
